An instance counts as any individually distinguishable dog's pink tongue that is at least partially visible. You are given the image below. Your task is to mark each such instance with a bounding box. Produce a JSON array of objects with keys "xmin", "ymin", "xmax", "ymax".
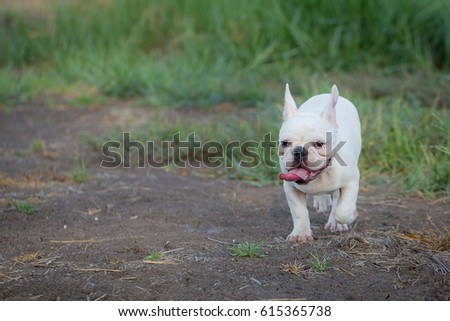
[{"xmin": 279, "ymin": 168, "xmax": 309, "ymax": 181}]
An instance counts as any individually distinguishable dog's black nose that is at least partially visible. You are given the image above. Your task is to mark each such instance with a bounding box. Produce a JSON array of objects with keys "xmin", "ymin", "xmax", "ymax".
[{"xmin": 293, "ymin": 146, "xmax": 308, "ymax": 161}]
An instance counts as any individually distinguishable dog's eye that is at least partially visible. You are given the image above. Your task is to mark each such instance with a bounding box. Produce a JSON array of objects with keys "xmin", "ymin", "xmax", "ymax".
[
  {"xmin": 314, "ymin": 141, "xmax": 325, "ymax": 148},
  {"xmin": 281, "ymin": 141, "xmax": 290, "ymax": 147}
]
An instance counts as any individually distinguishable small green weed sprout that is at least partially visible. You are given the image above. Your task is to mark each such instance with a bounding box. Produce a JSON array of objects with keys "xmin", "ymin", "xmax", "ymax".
[
  {"xmin": 308, "ymin": 251, "xmax": 331, "ymax": 272},
  {"xmin": 230, "ymin": 242, "xmax": 265, "ymax": 258},
  {"xmin": 144, "ymin": 252, "xmax": 163, "ymax": 261},
  {"xmin": 31, "ymin": 139, "xmax": 44, "ymax": 153},
  {"xmin": 73, "ymin": 160, "xmax": 89, "ymax": 183},
  {"xmin": 10, "ymin": 199, "xmax": 36, "ymax": 215}
]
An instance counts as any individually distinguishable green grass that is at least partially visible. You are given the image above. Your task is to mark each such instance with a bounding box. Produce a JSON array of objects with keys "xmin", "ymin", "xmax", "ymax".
[
  {"xmin": 72, "ymin": 160, "xmax": 89, "ymax": 183},
  {"xmin": 144, "ymin": 252, "xmax": 163, "ymax": 261},
  {"xmin": 31, "ymin": 139, "xmax": 44, "ymax": 153},
  {"xmin": 95, "ymin": 92, "xmax": 449, "ymax": 197},
  {"xmin": 359, "ymin": 100, "xmax": 449, "ymax": 198},
  {"xmin": 308, "ymin": 251, "xmax": 331, "ymax": 272},
  {"xmin": 1, "ymin": 0, "xmax": 449, "ymax": 70},
  {"xmin": 1, "ymin": 0, "xmax": 449, "ymax": 106},
  {"xmin": 230, "ymin": 242, "xmax": 265, "ymax": 258},
  {"xmin": 1, "ymin": 0, "xmax": 449, "ymax": 198},
  {"xmin": 10, "ymin": 198, "xmax": 36, "ymax": 215}
]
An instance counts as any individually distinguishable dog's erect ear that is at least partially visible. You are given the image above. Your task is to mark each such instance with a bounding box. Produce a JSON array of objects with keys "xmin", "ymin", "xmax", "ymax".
[
  {"xmin": 322, "ymin": 84, "xmax": 339, "ymax": 127},
  {"xmin": 283, "ymin": 84, "xmax": 298, "ymax": 120}
]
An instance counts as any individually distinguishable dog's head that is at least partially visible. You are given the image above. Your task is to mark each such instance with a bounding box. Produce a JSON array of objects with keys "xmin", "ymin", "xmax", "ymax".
[{"xmin": 278, "ymin": 84, "xmax": 339, "ymax": 184}]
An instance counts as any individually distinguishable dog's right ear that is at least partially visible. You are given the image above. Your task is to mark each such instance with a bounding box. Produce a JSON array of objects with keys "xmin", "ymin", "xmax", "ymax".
[{"xmin": 283, "ymin": 84, "xmax": 298, "ymax": 120}]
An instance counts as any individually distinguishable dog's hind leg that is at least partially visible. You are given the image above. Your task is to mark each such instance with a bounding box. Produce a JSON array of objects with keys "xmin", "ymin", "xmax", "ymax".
[{"xmin": 312, "ymin": 194, "xmax": 332, "ymax": 213}]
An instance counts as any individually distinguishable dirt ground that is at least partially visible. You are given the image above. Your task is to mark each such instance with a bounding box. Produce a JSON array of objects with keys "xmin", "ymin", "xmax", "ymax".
[{"xmin": 0, "ymin": 100, "xmax": 449, "ymax": 301}]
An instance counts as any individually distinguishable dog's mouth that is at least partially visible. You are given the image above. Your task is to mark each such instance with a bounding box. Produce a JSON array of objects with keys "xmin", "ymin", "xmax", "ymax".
[{"xmin": 279, "ymin": 159, "xmax": 331, "ymax": 184}]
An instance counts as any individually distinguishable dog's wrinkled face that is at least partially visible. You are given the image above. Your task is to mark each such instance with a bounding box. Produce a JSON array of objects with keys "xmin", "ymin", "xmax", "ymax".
[
  {"xmin": 279, "ymin": 118, "xmax": 335, "ymax": 184},
  {"xmin": 278, "ymin": 85, "xmax": 339, "ymax": 184}
]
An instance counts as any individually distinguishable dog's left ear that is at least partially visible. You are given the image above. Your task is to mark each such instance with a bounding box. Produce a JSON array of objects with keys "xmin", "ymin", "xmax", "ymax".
[{"xmin": 322, "ymin": 84, "xmax": 339, "ymax": 128}]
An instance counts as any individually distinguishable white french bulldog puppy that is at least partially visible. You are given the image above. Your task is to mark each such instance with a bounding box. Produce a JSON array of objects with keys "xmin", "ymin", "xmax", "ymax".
[{"xmin": 278, "ymin": 84, "xmax": 361, "ymax": 242}]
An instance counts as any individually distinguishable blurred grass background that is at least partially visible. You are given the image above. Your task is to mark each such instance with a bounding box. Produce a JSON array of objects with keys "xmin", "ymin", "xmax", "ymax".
[{"xmin": 1, "ymin": 0, "xmax": 449, "ymax": 198}]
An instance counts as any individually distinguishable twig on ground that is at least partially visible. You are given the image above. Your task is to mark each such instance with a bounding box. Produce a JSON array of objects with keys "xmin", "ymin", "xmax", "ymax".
[
  {"xmin": 74, "ymin": 268, "xmax": 122, "ymax": 273},
  {"xmin": 206, "ymin": 237, "xmax": 232, "ymax": 245}
]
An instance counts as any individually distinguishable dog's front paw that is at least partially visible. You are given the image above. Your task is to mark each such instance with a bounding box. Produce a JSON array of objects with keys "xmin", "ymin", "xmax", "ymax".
[
  {"xmin": 324, "ymin": 222, "xmax": 349, "ymax": 232},
  {"xmin": 286, "ymin": 233, "xmax": 314, "ymax": 243}
]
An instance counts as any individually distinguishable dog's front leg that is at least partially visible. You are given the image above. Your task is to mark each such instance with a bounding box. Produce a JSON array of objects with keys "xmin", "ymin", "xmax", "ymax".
[
  {"xmin": 324, "ymin": 189, "xmax": 349, "ymax": 232},
  {"xmin": 334, "ymin": 182, "xmax": 359, "ymax": 226},
  {"xmin": 283, "ymin": 181, "xmax": 313, "ymax": 242}
]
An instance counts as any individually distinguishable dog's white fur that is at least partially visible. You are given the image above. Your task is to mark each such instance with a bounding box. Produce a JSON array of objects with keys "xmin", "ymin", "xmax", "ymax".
[{"xmin": 279, "ymin": 84, "xmax": 361, "ymax": 242}]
